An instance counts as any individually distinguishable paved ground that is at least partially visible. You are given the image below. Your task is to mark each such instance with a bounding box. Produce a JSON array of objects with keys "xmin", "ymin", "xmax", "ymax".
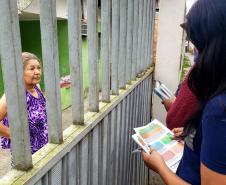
[{"xmin": 0, "ymin": 147, "xmax": 10, "ymax": 178}]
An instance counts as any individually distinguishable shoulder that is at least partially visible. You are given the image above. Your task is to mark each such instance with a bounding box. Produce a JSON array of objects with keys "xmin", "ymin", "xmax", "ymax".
[
  {"xmin": 36, "ymin": 84, "xmax": 41, "ymax": 90},
  {"xmin": 203, "ymin": 92, "xmax": 226, "ymax": 118},
  {"xmin": 0, "ymin": 94, "xmax": 7, "ymax": 109},
  {"xmin": 0, "ymin": 94, "xmax": 7, "ymax": 119},
  {"xmin": 35, "ymin": 84, "xmax": 44, "ymax": 95},
  {"xmin": 200, "ymin": 91, "xmax": 226, "ymax": 175}
]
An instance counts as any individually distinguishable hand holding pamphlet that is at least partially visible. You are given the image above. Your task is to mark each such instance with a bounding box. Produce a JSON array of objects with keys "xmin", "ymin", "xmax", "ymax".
[
  {"xmin": 154, "ymin": 81, "xmax": 174, "ymax": 100},
  {"xmin": 132, "ymin": 119, "xmax": 184, "ymax": 172}
]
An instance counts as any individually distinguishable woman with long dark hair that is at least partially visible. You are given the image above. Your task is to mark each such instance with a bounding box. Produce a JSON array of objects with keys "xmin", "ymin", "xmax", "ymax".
[{"xmin": 142, "ymin": 0, "xmax": 226, "ymax": 184}]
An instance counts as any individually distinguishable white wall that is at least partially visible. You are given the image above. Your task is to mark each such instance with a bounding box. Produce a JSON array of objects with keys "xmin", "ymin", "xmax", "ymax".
[
  {"xmin": 19, "ymin": 0, "xmax": 68, "ymax": 19},
  {"xmin": 152, "ymin": 0, "xmax": 186, "ymax": 124}
]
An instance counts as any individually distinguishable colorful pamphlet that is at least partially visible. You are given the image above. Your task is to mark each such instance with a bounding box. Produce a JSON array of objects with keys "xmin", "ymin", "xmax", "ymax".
[
  {"xmin": 132, "ymin": 119, "xmax": 184, "ymax": 172},
  {"xmin": 154, "ymin": 81, "xmax": 174, "ymax": 100}
]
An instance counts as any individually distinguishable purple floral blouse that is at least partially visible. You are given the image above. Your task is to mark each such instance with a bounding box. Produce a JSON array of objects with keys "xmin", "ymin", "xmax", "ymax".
[{"xmin": 1, "ymin": 85, "xmax": 48, "ymax": 154}]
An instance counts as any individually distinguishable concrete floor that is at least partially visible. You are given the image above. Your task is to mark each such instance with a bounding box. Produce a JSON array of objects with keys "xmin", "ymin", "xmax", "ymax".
[{"xmin": 0, "ymin": 147, "xmax": 10, "ymax": 178}]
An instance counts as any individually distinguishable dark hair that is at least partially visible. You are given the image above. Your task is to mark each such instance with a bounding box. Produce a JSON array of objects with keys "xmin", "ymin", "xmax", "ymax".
[{"xmin": 184, "ymin": 0, "xmax": 226, "ymax": 134}]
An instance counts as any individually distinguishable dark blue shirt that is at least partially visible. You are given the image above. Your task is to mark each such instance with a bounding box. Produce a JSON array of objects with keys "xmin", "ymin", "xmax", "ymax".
[{"xmin": 177, "ymin": 92, "xmax": 226, "ymax": 185}]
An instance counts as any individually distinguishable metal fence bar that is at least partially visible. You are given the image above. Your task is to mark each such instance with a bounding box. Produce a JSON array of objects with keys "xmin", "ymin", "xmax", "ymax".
[
  {"xmin": 131, "ymin": 88, "xmax": 137, "ymax": 185},
  {"xmin": 80, "ymin": 137, "xmax": 89, "ymax": 185},
  {"xmin": 131, "ymin": 0, "xmax": 139, "ymax": 80},
  {"xmin": 145, "ymin": 78, "xmax": 151, "ymax": 185},
  {"xmin": 92, "ymin": 125, "xmax": 100, "ymax": 185},
  {"xmin": 40, "ymin": 0, "xmax": 63, "ymax": 144},
  {"xmin": 42, "ymin": 174, "xmax": 48, "ymax": 185},
  {"xmin": 101, "ymin": 0, "xmax": 111, "ymax": 102},
  {"xmin": 141, "ymin": 0, "xmax": 148, "ymax": 72},
  {"xmin": 145, "ymin": 0, "xmax": 149, "ymax": 70},
  {"xmin": 146, "ymin": 0, "xmax": 152, "ymax": 68},
  {"xmin": 109, "ymin": 109, "xmax": 117, "ymax": 185},
  {"xmin": 127, "ymin": 91, "xmax": 134, "ymax": 185},
  {"xmin": 151, "ymin": 0, "xmax": 156, "ymax": 66},
  {"xmin": 62, "ymin": 155, "xmax": 68, "ymax": 185},
  {"xmin": 68, "ymin": 146, "xmax": 79, "ymax": 185},
  {"xmin": 49, "ymin": 161, "xmax": 62, "ymax": 185},
  {"xmin": 68, "ymin": 0, "xmax": 84, "ymax": 124},
  {"xmin": 143, "ymin": 80, "xmax": 148, "ymax": 185},
  {"xmin": 136, "ymin": 84, "xmax": 142, "ymax": 185},
  {"xmin": 118, "ymin": 99, "xmax": 126, "ymax": 184},
  {"xmin": 144, "ymin": 0, "xmax": 151, "ymax": 69},
  {"xmin": 126, "ymin": 0, "xmax": 134, "ymax": 84},
  {"xmin": 115, "ymin": 104, "xmax": 122, "ymax": 185},
  {"xmin": 121, "ymin": 96, "xmax": 129, "ymax": 184},
  {"xmin": 147, "ymin": 0, "xmax": 155, "ymax": 67},
  {"xmin": 139, "ymin": 81, "xmax": 145, "ymax": 185},
  {"xmin": 137, "ymin": 0, "xmax": 144, "ymax": 75},
  {"xmin": 0, "ymin": 0, "xmax": 32, "ymax": 170},
  {"xmin": 34, "ymin": 180, "xmax": 42, "ymax": 185},
  {"xmin": 111, "ymin": 0, "xmax": 120, "ymax": 95},
  {"xmin": 124, "ymin": 94, "xmax": 132, "ymax": 184},
  {"xmin": 87, "ymin": 0, "xmax": 99, "ymax": 111},
  {"xmin": 118, "ymin": 0, "xmax": 127, "ymax": 88},
  {"xmin": 102, "ymin": 117, "xmax": 109, "ymax": 185},
  {"xmin": 98, "ymin": 123, "xmax": 103, "ymax": 185}
]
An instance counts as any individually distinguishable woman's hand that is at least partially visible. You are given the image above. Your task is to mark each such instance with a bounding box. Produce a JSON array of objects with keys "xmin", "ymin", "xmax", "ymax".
[
  {"xmin": 0, "ymin": 123, "xmax": 10, "ymax": 138},
  {"xmin": 142, "ymin": 149, "xmax": 191, "ymax": 185},
  {"xmin": 162, "ymin": 97, "xmax": 176, "ymax": 111},
  {"xmin": 172, "ymin": 127, "xmax": 184, "ymax": 138},
  {"xmin": 142, "ymin": 149, "xmax": 167, "ymax": 173}
]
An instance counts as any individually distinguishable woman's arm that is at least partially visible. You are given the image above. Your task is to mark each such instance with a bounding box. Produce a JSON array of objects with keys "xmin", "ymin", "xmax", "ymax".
[
  {"xmin": 161, "ymin": 97, "xmax": 176, "ymax": 112},
  {"xmin": 0, "ymin": 122, "xmax": 10, "ymax": 138},
  {"xmin": 201, "ymin": 163, "xmax": 226, "ymax": 185},
  {"xmin": 142, "ymin": 150, "xmax": 190, "ymax": 185},
  {"xmin": 200, "ymin": 95, "xmax": 226, "ymax": 184},
  {"xmin": 0, "ymin": 94, "xmax": 10, "ymax": 138}
]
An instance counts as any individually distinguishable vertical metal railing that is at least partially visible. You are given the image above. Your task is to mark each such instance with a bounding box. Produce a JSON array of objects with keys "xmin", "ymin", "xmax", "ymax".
[
  {"xmin": 118, "ymin": 0, "xmax": 127, "ymax": 88},
  {"xmin": 87, "ymin": 0, "xmax": 99, "ymax": 112},
  {"xmin": 0, "ymin": 0, "xmax": 156, "ymax": 183},
  {"xmin": 40, "ymin": 0, "xmax": 63, "ymax": 144},
  {"xmin": 0, "ymin": 0, "xmax": 32, "ymax": 170},
  {"xmin": 68, "ymin": 0, "xmax": 84, "ymax": 125},
  {"xmin": 101, "ymin": 0, "xmax": 111, "ymax": 102},
  {"xmin": 137, "ymin": 0, "xmax": 144, "ymax": 75},
  {"xmin": 126, "ymin": 0, "xmax": 134, "ymax": 84},
  {"xmin": 111, "ymin": 0, "xmax": 120, "ymax": 95},
  {"xmin": 132, "ymin": 0, "xmax": 139, "ymax": 80}
]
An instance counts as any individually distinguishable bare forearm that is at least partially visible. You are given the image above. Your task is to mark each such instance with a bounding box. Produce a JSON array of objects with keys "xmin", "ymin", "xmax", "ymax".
[
  {"xmin": 0, "ymin": 123, "xmax": 10, "ymax": 138},
  {"xmin": 159, "ymin": 166, "xmax": 191, "ymax": 185}
]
